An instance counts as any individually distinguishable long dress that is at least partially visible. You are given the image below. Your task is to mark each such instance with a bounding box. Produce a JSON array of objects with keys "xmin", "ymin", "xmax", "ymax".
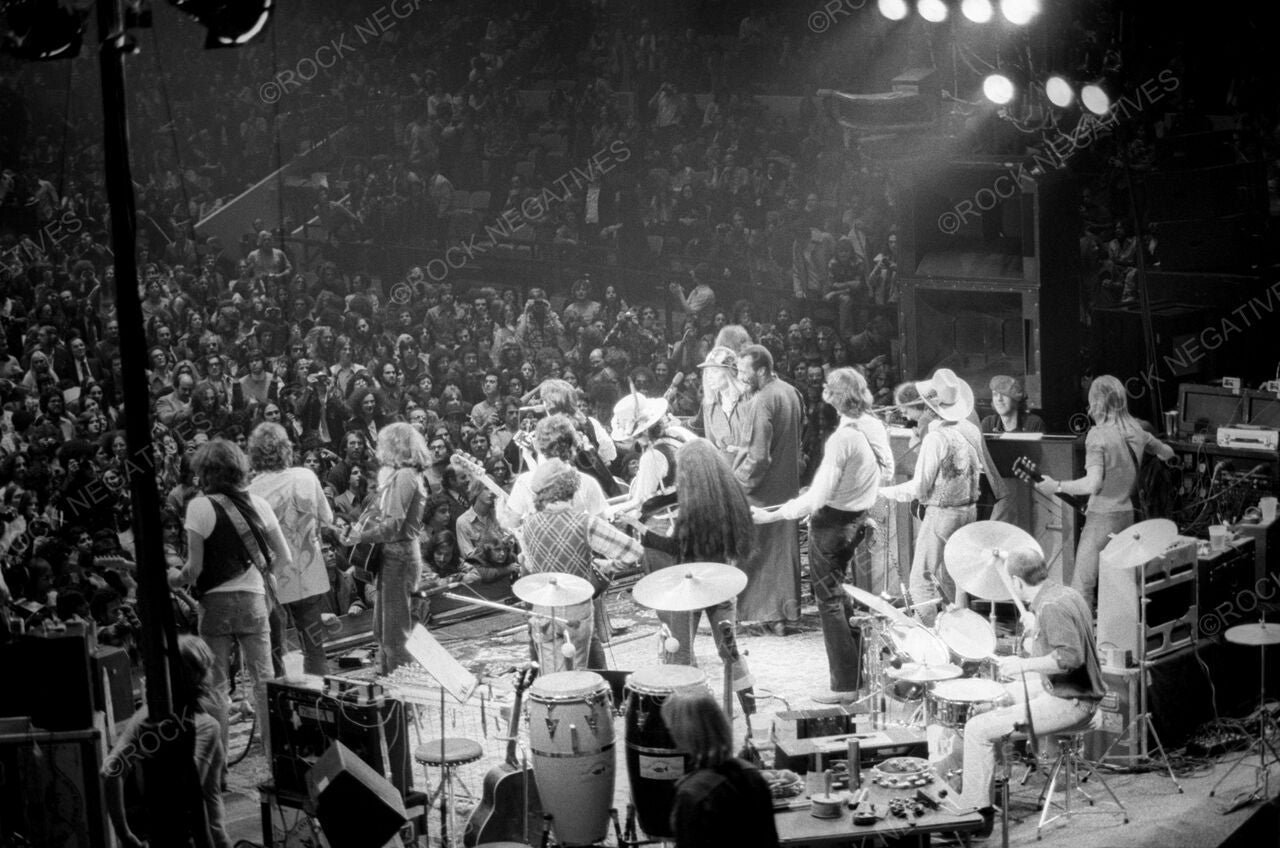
[{"xmin": 732, "ymin": 376, "xmax": 803, "ymax": 623}]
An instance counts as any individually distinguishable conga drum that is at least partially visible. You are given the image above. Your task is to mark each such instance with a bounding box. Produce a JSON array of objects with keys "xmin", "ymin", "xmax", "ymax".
[
  {"xmin": 526, "ymin": 671, "xmax": 616, "ymax": 847},
  {"xmin": 623, "ymin": 665, "xmax": 708, "ymax": 837}
]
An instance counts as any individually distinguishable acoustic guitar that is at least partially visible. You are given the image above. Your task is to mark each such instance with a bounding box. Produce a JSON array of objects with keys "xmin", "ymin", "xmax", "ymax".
[
  {"xmin": 1010, "ymin": 456, "xmax": 1088, "ymax": 514},
  {"xmin": 464, "ymin": 665, "xmax": 543, "ymax": 846}
]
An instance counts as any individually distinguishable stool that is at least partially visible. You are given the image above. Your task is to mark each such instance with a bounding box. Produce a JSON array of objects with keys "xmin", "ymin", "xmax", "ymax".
[
  {"xmin": 415, "ymin": 737, "xmax": 483, "ymax": 848},
  {"xmin": 1035, "ymin": 717, "xmax": 1128, "ymax": 839}
]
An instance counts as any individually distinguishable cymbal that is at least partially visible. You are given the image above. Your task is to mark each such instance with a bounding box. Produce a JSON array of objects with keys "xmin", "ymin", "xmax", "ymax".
[
  {"xmin": 632, "ymin": 562, "xmax": 747, "ymax": 611},
  {"xmin": 886, "ymin": 662, "xmax": 963, "ymax": 683},
  {"xmin": 1225, "ymin": 622, "xmax": 1280, "ymax": 647},
  {"xmin": 513, "ymin": 572, "xmax": 594, "ymax": 607},
  {"xmin": 1100, "ymin": 519, "xmax": 1180, "ymax": 570},
  {"xmin": 945, "ymin": 521, "xmax": 1044, "ymax": 602},
  {"xmin": 843, "ymin": 584, "xmax": 910, "ymax": 624}
]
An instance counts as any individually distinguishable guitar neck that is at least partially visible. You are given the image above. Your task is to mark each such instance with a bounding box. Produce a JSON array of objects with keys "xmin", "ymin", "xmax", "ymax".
[{"xmin": 506, "ymin": 685, "xmax": 524, "ymax": 766}]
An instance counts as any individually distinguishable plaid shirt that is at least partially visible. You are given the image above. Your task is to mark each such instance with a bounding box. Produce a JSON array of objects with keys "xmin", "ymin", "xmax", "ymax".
[{"xmin": 522, "ymin": 503, "xmax": 643, "ymax": 580}]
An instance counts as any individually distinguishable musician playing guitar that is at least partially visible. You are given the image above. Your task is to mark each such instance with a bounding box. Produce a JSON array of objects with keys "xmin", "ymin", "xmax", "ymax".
[{"xmin": 955, "ymin": 547, "xmax": 1105, "ymax": 836}]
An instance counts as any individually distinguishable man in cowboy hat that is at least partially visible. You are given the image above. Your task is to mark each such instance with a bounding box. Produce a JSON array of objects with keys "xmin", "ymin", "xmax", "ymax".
[
  {"xmin": 879, "ymin": 368, "xmax": 983, "ymax": 625},
  {"xmin": 912, "ymin": 369, "xmax": 1011, "ymax": 521},
  {"xmin": 609, "ymin": 392, "xmax": 696, "ymax": 511},
  {"xmin": 696, "ymin": 345, "xmax": 750, "ymax": 461}
]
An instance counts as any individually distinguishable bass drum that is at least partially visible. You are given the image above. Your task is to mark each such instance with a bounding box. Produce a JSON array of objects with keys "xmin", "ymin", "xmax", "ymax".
[
  {"xmin": 623, "ymin": 665, "xmax": 708, "ymax": 838},
  {"xmin": 526, "ymin": 671, "xmax": 616, "ymax": 847}
]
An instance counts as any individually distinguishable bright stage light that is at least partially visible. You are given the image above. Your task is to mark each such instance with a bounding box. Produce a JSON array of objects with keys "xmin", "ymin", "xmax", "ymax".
[
  {"xmin": 961, "ymin": 0, "xmax": 994, "ymax": 23},
  {"xmin": 1000, "ymin": 0, "xmax": 1041, "ymax": 25},
  {"xmin": 983, "ymin": 74, "xmax": 1015, "ymax": 105},
  {"xmin": 1081, "ymin": 83, "xmax": 1111, "ymax": 115},
  {"xmin": 1045, "ymin": 76, "xmax": 1075, "ymax": 108},
  {"xmin": 918, "ymin": 0, "xmax": 949, "ymax": 22},
  {"xmin": 878, "ymin": 0, "xmax": 910, "ymax": 21}
]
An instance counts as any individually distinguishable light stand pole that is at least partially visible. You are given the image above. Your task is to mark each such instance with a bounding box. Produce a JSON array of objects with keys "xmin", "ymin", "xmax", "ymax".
[{"xmin": 96, "ymin": 0, "xmax": 206, "ymax": 843}]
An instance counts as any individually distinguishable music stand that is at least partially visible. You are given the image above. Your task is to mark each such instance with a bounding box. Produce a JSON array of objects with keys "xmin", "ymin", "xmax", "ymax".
[{"xmin": 1210, "ymin": 621, "xmax": 1280, "ymax": 801}]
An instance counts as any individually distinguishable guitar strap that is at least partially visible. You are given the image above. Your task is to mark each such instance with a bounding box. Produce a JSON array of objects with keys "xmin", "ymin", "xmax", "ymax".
[{"xmin": 1121, "ymin": 435, "xmax": 1144, "ymax": 519}]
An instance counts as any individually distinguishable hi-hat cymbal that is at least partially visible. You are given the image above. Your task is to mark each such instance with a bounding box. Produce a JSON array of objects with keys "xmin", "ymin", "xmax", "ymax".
[
  {"xmin": 1100, "ymin": 519, "xmax": 1179, "ymax": 570},
  {"xmin": 843, "ymin": 584, "xmax": 910, "ymax": 624},
  {"xmin": 886, "ymin": 662, "xmax": 963, "ymax": 683},
  {"xmin": 632, "ymin": 562, "xmax": 747, "ymax": 611},
  {"xmin": 1225, "ymin": 623, "xmax": 1280, "ymax": 647},
  {"xmin": 513, "ymin": 572, "xmax": 594, "ymax": 607},
  {"xmin": 945, "ymin": 521, "xmax": 1044, "ymax": 602}
]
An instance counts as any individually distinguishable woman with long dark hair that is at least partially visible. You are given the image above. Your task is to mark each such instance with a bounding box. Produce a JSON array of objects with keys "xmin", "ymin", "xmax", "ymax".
[
  {"xmin": 643, "ymin": 438, "xmax": 755, "ymax": 709},
  {"xmin": 340, "ymin": 422, "xmax": 429, "ymax": 673},
  {"xmin": 167, "ymin": 439, "xmax": 293, "ymax": 757}
]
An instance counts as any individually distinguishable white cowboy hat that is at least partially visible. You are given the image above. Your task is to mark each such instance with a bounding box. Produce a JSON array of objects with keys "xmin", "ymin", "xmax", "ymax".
[
  {"xmin": 696, "ymin": 345, "xmax": 737, "ymax": 370},
  {"xmin": 610, "ymin": 393, "xmax": 669, "ymax": 443},
  {"xmin": 914, "ymin": 368, "xmax": 974, "ymax": 422}
]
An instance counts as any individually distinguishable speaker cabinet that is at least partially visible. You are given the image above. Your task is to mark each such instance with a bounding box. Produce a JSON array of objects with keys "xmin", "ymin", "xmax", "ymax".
[{"xmin": 308, "ymin": 741, "xmax": 408, "ymax": 848}]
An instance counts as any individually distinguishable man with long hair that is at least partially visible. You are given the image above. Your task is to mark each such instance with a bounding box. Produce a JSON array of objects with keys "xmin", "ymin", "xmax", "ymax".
[
  {"xmin": 662, "ymin": 688, "xmax": 778, "ymax": 848},
  {"xmin": 643, "ymin": 439, "xmax": 755, "ymax": 709},
  {"xmin": 754, "ymin": 368, "xmax": 881, "ymax": 703},
  {"xmin": 1030, "ymin": 375, "xmax": 1174, "ymax": 610}
]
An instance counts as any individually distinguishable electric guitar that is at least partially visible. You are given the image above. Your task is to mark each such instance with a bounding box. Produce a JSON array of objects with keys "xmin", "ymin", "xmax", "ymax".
[
  {"xmin": 464, "ymin": 665, "xmax": 543, "ymax": 846},
  {"xmin": 1011, "ymin": 456, "xmax": 1088, "ymax": 514}
]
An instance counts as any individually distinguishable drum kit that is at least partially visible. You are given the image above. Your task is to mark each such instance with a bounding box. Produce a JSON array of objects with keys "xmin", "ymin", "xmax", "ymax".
[
  {"xmin": 843, "ymin": 522, "xmax": 1041, "ymax": 785},
  {"xmin": 510, "ymin": 562, "xmax": 745, "ymax": 846}
]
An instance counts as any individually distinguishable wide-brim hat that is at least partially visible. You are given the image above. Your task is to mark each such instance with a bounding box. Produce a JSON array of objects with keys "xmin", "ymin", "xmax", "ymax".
[
  {"xmin": 915, "ymin": 368, "xmax": 974, "ymax": 422},
  {"xmin": 697, "ymin": 345, "xmax": 737, "ymax": 370},
  {"xmin": 610, "ymin": 393, "xmax": 669, "ymax": 442}
]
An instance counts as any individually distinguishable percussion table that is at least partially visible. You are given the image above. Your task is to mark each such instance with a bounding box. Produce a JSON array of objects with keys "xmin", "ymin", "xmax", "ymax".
[{"xmin": 774, "ymin": 779, "xmax": 984, "ymax": 847}]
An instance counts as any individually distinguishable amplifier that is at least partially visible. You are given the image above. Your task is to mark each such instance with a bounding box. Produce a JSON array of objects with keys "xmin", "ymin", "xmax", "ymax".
[
  {"xmin": 267, "ymin": 679, "xmax": 401, "ymax": 797},
  {"xmin": 1197, "ymin": 537, "xmax": 1257, "ymax": 630},
  {"xmin": 1236, "ymin": 517, "xmax": 1280, "ymax": 585},
  {"xmin": 771, "ymin": 725, "xmax": 927, "ymax": 774},
  {"xmin": 1218, "ymin": 426, "xmax": 1279, "ymax": 451},
  {"xmin": 774, "ymin": 705, "xmax": 863, "ymax": 739},
  {"xmin": 1098, "ymin": 538, "xmax": 1198, "ymax": 661}
]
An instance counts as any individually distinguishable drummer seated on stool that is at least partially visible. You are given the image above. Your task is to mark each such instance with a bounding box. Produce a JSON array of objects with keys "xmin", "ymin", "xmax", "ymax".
[
  {"xmin": 956, "ymin": 548, "xmax": 1106, "ymax": 834},
  {"xmin": 521, "ymin": 459, "xmax": 644, "ymax": 672}
]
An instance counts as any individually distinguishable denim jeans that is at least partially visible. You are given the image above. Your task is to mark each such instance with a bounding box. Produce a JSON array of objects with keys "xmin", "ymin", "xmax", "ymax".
[
  {"xmin": 199, "ymin": 590, "xmax": 273, "ymax": 758},
  {"xmin": 1073, "ymin": 510, "xmax": 1133, "ymax": 612},
  {"xmin": 909, "ymin": 505, "xmax": 977, "ymax": 627},
  {"xmin": 809, "ymin": 507, "xmax": 867, "ymax": 693},
  {"xmin": 286, "ymin": 594, "xmax": 329, "ymax": 676},
  {"xmin": 657, "ymin": 598, "xmax": 753, "ymax": 691},
  {"xmin": 375, "ymin": 540, "xmax": 422, "ymax": 675},
  {"xmin": 957, "ymin": 675, "xmax": 1098, "ymax": 810}
]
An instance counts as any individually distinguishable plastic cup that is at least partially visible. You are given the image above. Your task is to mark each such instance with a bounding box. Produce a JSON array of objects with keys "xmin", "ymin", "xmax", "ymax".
[
  {"xmin": 1261, "ymin": 497, "xmax": 1278, "ymax": 523},
  {"xmin": 1208, "ymin": 525, "xmax": 1229, "ymax": 552},
  {"xmin": 282, "ymin": 651, "xmax": 305, "ymax": 682}
]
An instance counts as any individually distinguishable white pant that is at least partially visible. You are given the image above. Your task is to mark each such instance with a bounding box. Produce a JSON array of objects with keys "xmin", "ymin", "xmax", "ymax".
[{"xmin": 957, "ymin": 674, "xmax": 1098, "ymax": 810}]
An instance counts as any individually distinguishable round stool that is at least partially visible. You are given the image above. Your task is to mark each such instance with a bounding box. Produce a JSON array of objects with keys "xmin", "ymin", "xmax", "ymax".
[
  {"xmin": 1035, "ymin": 713, "xmax": 1128, "ymax": 839},
  {"xmin": 415, "ymin": 737, "xmax": 483, "ymax": 848}
]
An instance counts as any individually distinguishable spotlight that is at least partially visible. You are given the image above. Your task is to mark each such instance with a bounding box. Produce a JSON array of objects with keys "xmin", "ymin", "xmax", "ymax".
[
  {"xmin": 1045, "ymin": 76, "xmax": 1074, "ymax": 108},
  {"xmin": 983, "ymin": 74, "xmax": 1015, "ymax": 105},
  {"xmin": 878, "ymin": 0, "xmax": 909, "ymax": 20},
  {"xmin": 171, "ymin": 0, "xmax": 274, "ymax": 49},
  {"xmin": 961, "ymin": 0, "xmax": 994, "ymax": 23},
  {"xmin": 918, "ymin": 0, "xmax": 949, "ymax": 22},
  {"xmin": 1081, "ymin": 83, "xmax": 1111, "ymax": 115},
  {"xmin": 0, "ymin": 0, "xmax": 87, "ymax": 61},
  {"xmin": 1000, "ymin": 0, "xmax": 1041, "ymax": 25}
]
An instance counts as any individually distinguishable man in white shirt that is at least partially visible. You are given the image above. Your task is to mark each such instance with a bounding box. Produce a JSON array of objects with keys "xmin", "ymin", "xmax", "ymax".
[
  {"xmin": 753, "ymin": 368, "xmax": 881, "ymax": 702},
  {"xmin": 498, "ymin": 414, "xmax": 607, "ymax": 531}
]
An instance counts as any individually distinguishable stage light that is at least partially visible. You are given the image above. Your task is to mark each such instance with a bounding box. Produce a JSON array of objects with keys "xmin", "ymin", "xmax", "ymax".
[
  {"xmin": 1045, "ymin": 76, "xmax": 1074, "ymax": 108},
  {"xmin": 0, "ymin": 0, "xmax": 88, "ymax": 61},
  {"xmin": 878, "ymin": 0, "xmax": 910, "ymax": 20},
  {"xmin": 961, "ymin": 0, "xmax": 994, "ymax": 23},
  {"xmin": 983, "ymin": 74, "xmax": 1015, "ymax": 105},
  {"xmin": 1081, "ymin": 83, "xmax": 1111, "ymax": 115},
  {"xmin": 918, "ymin": 0, "xmax": 949, "ymax": 22},
  {"xmin": 1000, "ymin": 0, "xmax": 1041, "ymax": 25},
  {"xmin": 170, "ymin": 0, "xmax": 274, "ymax": 48}
]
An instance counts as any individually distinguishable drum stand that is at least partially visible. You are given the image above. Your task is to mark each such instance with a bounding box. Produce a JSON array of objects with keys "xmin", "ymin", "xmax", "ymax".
[{"xmin": 1098, "ymin": 585, "xmax": 1183, "ymax": 792}]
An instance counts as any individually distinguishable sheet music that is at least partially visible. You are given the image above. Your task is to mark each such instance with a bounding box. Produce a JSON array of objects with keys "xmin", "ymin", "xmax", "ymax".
[{"xmin": 405, "ymin": 624, "xmax": 479, "ymax": 703}]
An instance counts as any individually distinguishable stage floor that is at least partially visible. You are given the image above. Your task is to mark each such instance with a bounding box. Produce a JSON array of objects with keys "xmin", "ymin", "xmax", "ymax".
[{"xmin": 222, "ymin": 588, "xmax": 1280, "ymax": 847}]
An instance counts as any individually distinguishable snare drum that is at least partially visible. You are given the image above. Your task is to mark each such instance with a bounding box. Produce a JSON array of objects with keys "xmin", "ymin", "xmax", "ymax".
[
  {"xmin": 936, "ymin": 609, "xmax": 997, "ymax": 664},
  {"xmin": 527, "ymin": 671, "xmax": 616, "ymax": 846},
  {"xmin": 926, "ymin": 678, "xmax": 1014, "ymax": 729},
  {"xmin": 624, "ymin": 665, "xmax": 708, "ymax": 838}
]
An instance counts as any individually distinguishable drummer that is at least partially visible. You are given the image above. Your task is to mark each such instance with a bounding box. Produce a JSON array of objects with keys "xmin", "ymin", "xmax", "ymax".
[
  {"xmin": 955, "ymin": 547, "xmax": 1105, "ymax": 835},
  {"xmin": 520, "ymin": 459, "xmax": 644, "ymax": 672},
  {"xmin": 752, "ymin": 368, "xmax": 882, "ymax": 704}
]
